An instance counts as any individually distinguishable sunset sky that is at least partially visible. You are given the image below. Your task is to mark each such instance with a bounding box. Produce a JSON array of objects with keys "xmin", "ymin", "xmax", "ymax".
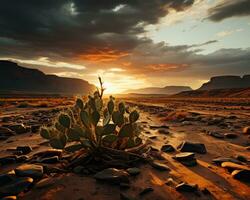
[{"xmin": 0, "ymin": 0, "xmax": 250, "ymax": 93}]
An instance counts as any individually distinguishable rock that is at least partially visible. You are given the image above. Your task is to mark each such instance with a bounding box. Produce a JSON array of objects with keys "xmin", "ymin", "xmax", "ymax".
[
  {"xmin": 201, "ymin": 188, "xmax": 211, "ymax": 195},
  {"xmin": 31, "ymin": 125, "xmax": 41, "ymax": 133},
  {"xmin": 39, "ymin": 156, "xmax": 59, "ymax": 164},
  {"xmin": 208, "ymin": 131, "xmax": 224, "ymax": 139},
  {"xmin": 243, "ymin": 127, "xmax": 250, "ymax": 134},
  {"xmin": 212, "ymin": 157, "xmax": 242, "ymax": 165},
  {"xmin": 176, "ymin": 182, "xmax": 198, "ymax": 192},
  {"xmin": 127, "ymin": 168, "xmax": 140, "ymax": 176},
  {"xmin": 0, "ymin": 156, "xmax": 17, "ymax": 165},
  {"xmin": 173, "ymin": 153, "xmax": 197, "ymax": 166},
  {"xmin": 0, "ymin": 176, "xmax": 33, "ymax": 197},
  {"xmin": 0, "ymin": 174, "xmax": 14, "ymax": 186},
  {"xmin": 35, "ymin": 177, "xmax": 55, "ymax": 188},
  {"xmin": 17, "ymin": 155, "xmax": 30, "ymax": 162},
  {"xmin": 33, "ymin": 149, "xmax": 62, "ymax": 158},
  {"xmin": 165, "ymin": 178, "xmax": 177, "ymax": 187},
  {"xmin": 16, "ymin": 146, "xmax": 32, "ymax": 155},
  {"xmin": 221, "ymin": 162, "xmax": 249, "ymax": 171},
  {"xmin": 2, "ymin": 116, "xmax": 12, "ymax": 123},
  {"xmin": 158, "ymin": 129, "xmax": 169, "ymax": 135},
  {"xmin": 236, "ymin": 155, "xmax": 247, "ymax": 162},
  {"xmin": 150, "ymin": 125, "xmax": 169, "ymax": 129},
  {"xmin": 139, "ymin": 187, "xmax": 154, "ymax": 196},
  {"xmin": 151, "ymin": 161, "xmax": 170, "ymax": 171},
  {"xmin": 15, "ymin": 164, "xmax": 43, "ymax": 179},
  {"xmin": 231, "ymin": 169, "xmax": 250, "ymax": 182},
  {"xmin": 94, "ymin": 168, "xmax": 129, "ymax": 184},
  {"xmin": 1, "ymin": 196, "xmax": 17, "ymax": 200},
  {"xmin": 0, "ymin": 127, "xmax": 15, "ymax": 136},
  {"xmin": 161, "ymin": 144, "xmax": 175, "ymax": 152},
  {"xmin": 178, "ymin": 141, "xmax": 207, "ymax": 154},
  {"xmin": 8, "ymin": 124, "xmax": 28, "ymax": 134},
  {"xmin": 149, "ymin": 136, "xmax": 157, "ymax": 139},
  {"xmin": 182, "ymin": 121, "xmax": 192, "ymax": 125},
  {"xmin": 224, "ymin": 133, "xmax": 238, "ymax": 139}
]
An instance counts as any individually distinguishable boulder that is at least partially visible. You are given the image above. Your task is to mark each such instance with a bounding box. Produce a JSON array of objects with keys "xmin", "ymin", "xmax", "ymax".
[{"xmin": 161, "ymin": 144, "xmax": 175, "ymax": 153}]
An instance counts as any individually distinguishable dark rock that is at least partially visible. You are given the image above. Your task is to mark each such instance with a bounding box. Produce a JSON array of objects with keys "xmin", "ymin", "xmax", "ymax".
[
  {"xmin": 158, "ymin": 129, "xmax": 169, "ymax": 135},
  {"xmin": 212, "ymin": 157, "xmax": 242, "ymax": 165},
  {"xmin": 8, "ymin": 124, "xmax": 28, "ymax": 134},
  {"xmin": 127, "ymin": 168, "xmax": 140, "ymax": 176},
  {"xmin": 16, "ymin": 146, "xmax": 32, "ymax": 155},
  {"xmin": 151, "ymin": 161, "xmax": 170, "ymax": 171},
  {"xmin": 31, "ymin": 125, "xmax": 41, "ymax": 133},
  {"xmin": 176, "ymin": 182, "xmax": 198, "ymax": 192},
  {"xmin": 0, "ymin": 176, "xmax": 33, "ymax": 197},
  {"xmin": 73, "ymin": 166, "xmax": 85, "ymax": 174},
  {"xmin": 208, "ymin": 131, "xmax": 224, "ymax": 139},
  {"xmin": 39, "ymin": 156, "xmax": 59, "ymax": 164},
  {"xmin": 2, "ymin": 116, "xmax": 12, "ymax": 123},
  {"xmin": 178, "ymin": 141, "xmax": 207, "ymax": 154},
  {"xmin": 149, "ymin": 136, "xmax": 157, "ymax": 139},
  {"xmin": 150, "ymin": 125, "xmax": 169, "ymax": 129},
  {"xmin": 161, "ymin": 144, "xmax": 175, "ymax": 152},
  {"xmin": 0, "ymin": 127, "xmax": 15, "ymax": 137},
  {"xmin": 33, "ymin": 149, "xmax": 62, "ymax": 158},
  {"xmin": 201, "ymin": 188, "xmax": 211, "ymax": 195},
  {"xmin": 231, "ymin": 169, "xmax": 250, "ymax": 182},
  {"xmin": 173, "ymin": 153, "xmax": 197, "ymax": 166},
  {"xmin": 0, "ymin": 156, "xmax": 17, "ymax": 165},
  {"xmin": 16, "ymin": 155, "xmax": 29, "ymax": 162},
  {"xmin": 224, "ymin": 133, "xmax": 238, "ymax": 139},
  {"xmin": 165, "ymin": 178, "xmax": 177, "ymax": 187},
  {"xmin": 94, "ymin": 168, "xmax": 129, "ymax": 184},
  {"xmin": 139, "ymin": 187, "xmax": 154, "ymax": 196},
  {"xmin": 15, "ymin": 164, "xmax": 43, "ymax": 179},
  {"xmin": 236, "ymin": 155, "xmax": 247, "ymax": 162}
]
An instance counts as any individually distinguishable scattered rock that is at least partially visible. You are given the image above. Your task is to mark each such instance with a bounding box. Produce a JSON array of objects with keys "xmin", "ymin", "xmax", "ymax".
[
  {"xmin": 161, "ymin": 144, "xmax": 175, "ymax": 153},
  {"xmin": 151, "ymin": 161, "xmax": 170, "ymax": 171},
  {"xmin": 8, "ymin": 124, "xmax": 28, "ymax": 134},
  {"xmin": 0, "ymin": 156, "xmax": 17, "ymax": 165},
  {"xmin": 212, "ymin": 157, "xmax": 242, "ymax": 165},
  {"xmin": 236, "ymin": 155, "xmax": 247, "ymax": 162},
  {"xmin": 173, "ymin": 153, "xmax": 197, "ymax": 166},
  {"xmin": 15, "ymin": 164, "xmax": 43, "ymax": 179},
  {"xmin": 2, "ymin": 116, "xmax": 12, "ymax": 123},
  {"xmin": 149, "ymin": 136, "xmax": 157, "ymax": 139},
  {"xmin": 158, "ymin": 129, "xmax": 169, "ymax": 135},
  {"xmin": 139, "ymin": 187, "xmax": 154, "ymax": 196},
  {"xmin": 127, "ymin": 168, "xmax": 140, "ymax": 176},
  {"xmin": 231, "ymin": 169, "xmax": 250, "ymax": 182},
  {"xmin": 39, "ymin": 156, "xmax": 59, "ymax": 164},
  {"xmin": 224, "ymin": 133, "xmax": 238, "ymax": 139},
  {"xmin": 0, "ymin": 176, "xmax": 33, "ymax": 197},
  {"xmin": 178, "ymin": 141, "xmax": 207, "ymax": 154},
  {"xmin": 0, "ymin": 127, "xmax": 15, "ymax": 137},
  {"xmin": 176, "ymin": 182, "xmax": 198, "ymax": 192},
  {"xmin": 31, "ymin": 125, "xmax": 41, "ymax": 133},
  {"xmin": 16, "ymin": 146, "xmax": 32, "ymax": 155},
  {"xmin": 221, "ymin": 162, "xmax": 249, "ymax": 171},
  {"xmin": 94, "ymin": 168, "xmax": 129, "ymax": 184},
  {"xmin": 208, "ymin": 131, "xmax": 224, "ymax": 139},
  {"xmin": 35, "ymin": 177, "xmax": 55, "ymax": 189},
  {"xmin": 33, "ymin": 149, "xmax": 62, "ymax": 158},
  {"xmin": 243, "ymin": 127, "xmax": 250, "ymax": 135},
  {"xmin": 16, "ymin": 155, "xmax": 30, "ymax": 162}
]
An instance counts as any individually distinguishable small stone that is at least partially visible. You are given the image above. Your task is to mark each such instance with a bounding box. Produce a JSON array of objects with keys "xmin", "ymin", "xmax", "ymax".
[
  {"xmin": 161, "ymin": 144, "xmax": 175, "ymax": 152},
  {"xmin": 165, "ymin": 178, "xmax": 177, "ymax": 187},
  {"xmin": 208, "ymin": 131, "xmax": 224, "ymax": 139},
  {"xmin": 149, "ymin": 136, "xmax": 157, "ymax": 139},
  {"xmin": 221, "ymin": 162, "xmax": 249, "ymax": 171},
  {"xmin": 127, "ymin": 168, "xmax": 140, "ymax": 176},
  {"xmin": 16, "ymin": 155, "xmax": 29, "ymax": 162},
  {"xmin": 176, "ymin": 182, "xmax": 198, "ymax": 192},
  {"xmin": 0, "ymin": 177, "xmax": 33, "ymax": 197},
  {"xmin": 236, "ymin": 155, "xmax": 247, "ymax": 162},
  {"xmin": 39, "ymin": 156, "xmax": 59, "ymax": 164},
  {"xmin": 35, "ymin": 177, "xmax": 55, "ymax": 189},
  {"xmin": 0, "ymin": 156, "xmax": 17, "ymax": 165},
  {"xmin": 173, "ymin": 152, "xmax": 195, "ymax": 161},
  {"xmin": 139, "ymin": 187, "xmax": 154, "ymax": 196},
  {"xmin": 158, "ymin": 129, "xmax": 169, "ymax": 135},
  {"xmin": 33, "ymin": 149, "xmax": 62, "ymax": 158},
  {"xmin": 201, "ymin": 188, "xmax": 211, "ymax": 195},
  {"xmin": 212, "ymin": 157, "xmax": 242, "ymax": 165},
  {"xmin": 31, "ymin": 125, "xmax": 41, "ymax": 133},
  {"xmin": 0, "ymin": 127, "xmax": 15, "ymax": 136},
  {"xmin": 94, "ymin": 168, "xmax": 129, "ymax": 184},
  {"xmin": 231, "ymin": 169, "xmax": 250, "ymax": 182},
  {"xmin": 151, "ymin": 161, "xmax": 170, "ymax": 171},
  {"xmin": 2, "ymin": 116, "xmax": 12, "ymax": 123},
  {"xmin": 224, "ymin": 133, "xmax": 238, "ymax": 139},
  {"xmin": 8, "ymin": 124, "xmax": 28, "ymax": 134},
  {"xmin": 178, "ymin": 141, "xmax": 207, "ymax": 154},
  {"xmin": 15, "ymin": 164, "xmax": 43, "ymax": 179},
  {"xmin": 243, "ymin": 127, "xmax": 250, "ymax": 134},
  {"xmin": 16, "ymin": 146, "xmax": 32, "ymax": 155}
]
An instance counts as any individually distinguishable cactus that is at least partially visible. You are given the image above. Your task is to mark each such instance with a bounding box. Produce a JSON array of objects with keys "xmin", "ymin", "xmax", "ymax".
[{"xmin": 40, "ymin": 77, "xmax": 146, "ymax": 169}]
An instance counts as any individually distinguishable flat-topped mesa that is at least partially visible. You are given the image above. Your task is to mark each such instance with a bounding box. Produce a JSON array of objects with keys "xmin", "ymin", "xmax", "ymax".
[
  {"xmin": 0, "ymin": 60, "xmax": 95, "ymax": 95},
  {"xmin": 199, "ymin": 75, "xmax": 250, "ymax": 90}
]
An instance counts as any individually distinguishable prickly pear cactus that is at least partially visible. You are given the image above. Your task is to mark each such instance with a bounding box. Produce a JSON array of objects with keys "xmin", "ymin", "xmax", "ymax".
[{"xmin": 40, "ymin": 77, "xmax": 143, "ymax": 154}]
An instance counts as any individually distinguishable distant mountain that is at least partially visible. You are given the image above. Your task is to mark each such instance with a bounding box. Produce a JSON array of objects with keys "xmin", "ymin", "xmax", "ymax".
[
  {"xmin": 0, "ymin": 60, "xmax": 95, "ymax": 95},
  {"xmin": 199, "ymin": 75, "xmax": 250, "ymax": 90},
  {"xmin": 172, "ymin": 87, "xmax": 250, "ymax": 98},
  {"xmin": 125, "ymin": 86, "xmax": 192, "ymax": 95}
]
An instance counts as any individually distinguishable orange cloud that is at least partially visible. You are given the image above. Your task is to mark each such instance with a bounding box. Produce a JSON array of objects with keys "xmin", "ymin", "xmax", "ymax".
[
  {"xmin": 78, "ymin": 48, "xmax": 130, "ymax": 63},
  {"xmin": 146, "ymin": 63, "xmax": 189, "ymax": 71}
]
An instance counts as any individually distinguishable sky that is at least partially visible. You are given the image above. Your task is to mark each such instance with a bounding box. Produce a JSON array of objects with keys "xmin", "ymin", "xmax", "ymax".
[{"xmin": 0, "ymin": 0, "xmax": 250, "ymax": 93}]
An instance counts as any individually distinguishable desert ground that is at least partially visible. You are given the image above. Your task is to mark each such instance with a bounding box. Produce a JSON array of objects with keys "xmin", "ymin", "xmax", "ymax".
[{"xmin": 0, "ymin": 96, "xmax": 250, "ymax": 200}]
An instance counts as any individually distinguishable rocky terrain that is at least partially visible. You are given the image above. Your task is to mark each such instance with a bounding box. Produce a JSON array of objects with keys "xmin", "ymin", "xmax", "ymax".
[{"xmin": 0, "ymin": 96, "xmax": 250, "ymax": 200}]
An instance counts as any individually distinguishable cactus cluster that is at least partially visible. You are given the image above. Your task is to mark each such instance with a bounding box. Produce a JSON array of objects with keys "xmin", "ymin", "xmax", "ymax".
[{"xmin": 40, "ymin": 77, "xmax": 142, "ymax": 154}]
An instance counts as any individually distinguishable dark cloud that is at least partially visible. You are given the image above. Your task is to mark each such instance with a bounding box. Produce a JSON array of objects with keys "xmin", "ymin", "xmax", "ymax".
[
  {"xmin": 208, "ymin": 0, "xmax": 250, "ymax": 22},
  {"xmin": 0, "ymin": 0, "xmax": 195, "ymax": 60}
]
